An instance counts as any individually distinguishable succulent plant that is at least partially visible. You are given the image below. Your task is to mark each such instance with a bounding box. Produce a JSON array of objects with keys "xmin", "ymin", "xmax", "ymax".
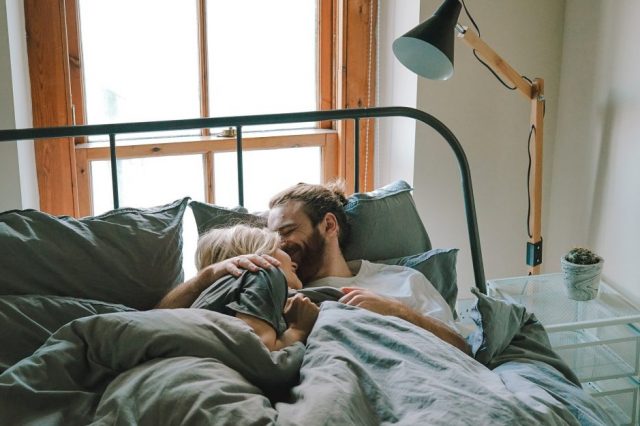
[{"xmin": 564, "ymin": 247, "xmax": 601, "ymax": 265}]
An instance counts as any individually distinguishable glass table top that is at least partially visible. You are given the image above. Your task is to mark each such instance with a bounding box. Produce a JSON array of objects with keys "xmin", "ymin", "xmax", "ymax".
[{"xmin": 486, "ymin": 273, "xmax": 640, "ymax": 328}]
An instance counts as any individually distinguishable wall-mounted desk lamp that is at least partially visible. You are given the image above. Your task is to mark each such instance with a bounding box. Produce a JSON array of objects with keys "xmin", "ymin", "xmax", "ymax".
[{"xmin": 392, "ymin": 0, "xmax": 545, "ymax": 274}]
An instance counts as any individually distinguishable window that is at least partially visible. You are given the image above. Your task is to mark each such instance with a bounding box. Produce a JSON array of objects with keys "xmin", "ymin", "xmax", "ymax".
[
  {"xmin": 24, "ymin": 0, "xmax": 377, "ymax": 217},
  {"xmin": 79, "ymin": 1, "xmax": 201, "ymax": 132},
  {"xmin": 206, "ymin": 0, "xmax": 317, "ymax": 130}
]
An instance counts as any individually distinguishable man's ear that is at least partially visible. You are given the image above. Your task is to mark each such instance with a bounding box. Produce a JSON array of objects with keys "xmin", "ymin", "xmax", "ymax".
[{"xmin": 321, "ymin": 212, "xmax": 339, "ymax": 237}]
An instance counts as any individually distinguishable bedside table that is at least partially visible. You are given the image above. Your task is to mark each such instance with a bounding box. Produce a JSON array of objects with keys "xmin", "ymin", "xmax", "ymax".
[{"xmin": 487, "ymin": 273, "xmax": 639, "ymax": 426}]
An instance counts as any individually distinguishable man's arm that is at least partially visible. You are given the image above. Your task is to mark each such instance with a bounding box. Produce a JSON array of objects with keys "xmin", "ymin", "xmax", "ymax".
[
  {"xmin": 339, "ymin": 287, "xmax": 470, "ymax": 355},
  {"xmin": 155, "ymin": 254, "xmax": 280, "ymax": 309},
  {"xmin": 393, "ymin": 303, "xmax": 470, "ymax": 355}
]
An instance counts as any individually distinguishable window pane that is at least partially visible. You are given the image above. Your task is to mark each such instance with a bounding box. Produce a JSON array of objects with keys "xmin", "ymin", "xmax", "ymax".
[
  {"xmin": 91, "ymin": 155, "xmax": 205, "ymax": 213},
  {"xmin": 91, "ymin": 155, "xmax": 205, "ymax": 278},
  {"xmin": 79, "ymin": 0, "xmax": 200, "ymax": 139},
  {"xmin": 206, "ymin": 0, "xmax": 317, "ymax": 131},
  {"xmin": 214, "ymin": 147, "xmax": 321, "ymax": 211}
]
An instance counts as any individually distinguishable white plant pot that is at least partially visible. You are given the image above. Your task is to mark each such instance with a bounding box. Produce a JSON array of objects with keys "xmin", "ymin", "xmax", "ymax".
[{"xmin": 560, "ymin": 257, "xmax": 604, "ymax": 301}]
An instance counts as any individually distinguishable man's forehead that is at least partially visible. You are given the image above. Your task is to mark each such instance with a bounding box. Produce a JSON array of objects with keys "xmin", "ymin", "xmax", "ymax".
[{"xmin": 268, "ymin": 201, "xmax": 309, "ymax": 230}]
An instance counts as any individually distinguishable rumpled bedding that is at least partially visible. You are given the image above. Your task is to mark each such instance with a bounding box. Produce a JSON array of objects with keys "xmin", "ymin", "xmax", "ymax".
[{"xmin": 0, "ymin": 296, "xmax": 613, "ymax": 425}]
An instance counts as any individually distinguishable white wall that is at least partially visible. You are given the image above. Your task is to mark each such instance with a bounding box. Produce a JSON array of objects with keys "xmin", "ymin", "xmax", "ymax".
[
  {"xmin": 405, "ymin": 0, "xmax": 566, "ymax": 296},
  {"xmin": 376, "ymin": 0, "xmax": 420, "ymax": 187},
  {"xmin": 0, "ymin": 0, "xmax": 37, "ymax": 212},
  {"xmin": 549, "ymin": 0, "xmax": 640, "ymax": 305},
  {"xmin": 378, "ymin": 0, "xmax": 639, "ymax": 304}
]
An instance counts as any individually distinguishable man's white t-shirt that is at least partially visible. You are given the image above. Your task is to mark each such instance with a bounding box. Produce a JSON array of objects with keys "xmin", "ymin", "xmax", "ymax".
[{"xmin": 305, "ymin": 260, "xmax": 455, "ymax": 327}]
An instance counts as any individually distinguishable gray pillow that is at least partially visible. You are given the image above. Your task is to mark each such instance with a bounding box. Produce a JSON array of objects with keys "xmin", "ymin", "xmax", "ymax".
[
  {"xmin": 377, "ymin": 248, "xmax": 459, "ymax": 316},
  {"xmin": 189, "ymin": 180, "xmax": 431, "ymax": 262},
  {"xmin": 189, "ymin": 201, "xmax": 266, "ymax": 236},
  {"xmin": 0, "ymin": 295, "xmax": 134, "ymax": 372},
  {"xmin": 343, "ymin": 180, "xmax": 431, "ymax": 261},
  {"xmin": 0, "ymin": 198, "xmax": 188, "ymax": 310}
]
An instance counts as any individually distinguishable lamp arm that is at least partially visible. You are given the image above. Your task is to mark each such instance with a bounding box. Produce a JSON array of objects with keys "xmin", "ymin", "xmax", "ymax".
[
  {"xmin": 528, "ymin": 78, "xmax": 544, "ymax": 274},
  {"xmin": 456, "ymin": 24, "xmax": 545, "ymax": 274},
  {"xmin": 455, "ymin": 25, "xmax": 534, "ymax": 99}
]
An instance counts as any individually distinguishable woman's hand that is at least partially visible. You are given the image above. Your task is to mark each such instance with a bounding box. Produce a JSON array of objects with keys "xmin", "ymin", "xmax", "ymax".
[{"xmin": 284, "ymin": 293, "xmax": 319, "ymax": 336}]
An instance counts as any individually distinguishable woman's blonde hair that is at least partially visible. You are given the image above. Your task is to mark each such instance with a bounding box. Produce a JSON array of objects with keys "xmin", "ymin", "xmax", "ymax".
[{"xmin": 195, "ymin": 224, "xmax": 281, "ymax": 270}]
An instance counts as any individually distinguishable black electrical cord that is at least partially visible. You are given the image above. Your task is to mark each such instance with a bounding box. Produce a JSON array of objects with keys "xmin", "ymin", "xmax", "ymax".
[
  {"xmin": 461, "ymin": 0, "xmax": 517, "ymax": 90},
  {"xmin": 460, "ymin": 0, "xmax": 481, "ymax": 36},
  {"xmin": 526, "ymin": 124, "xmax": 535, "ymax": 239},
  {"xmin": 461, "ymin": 0, "xmax": 544, "ymax": 243}
]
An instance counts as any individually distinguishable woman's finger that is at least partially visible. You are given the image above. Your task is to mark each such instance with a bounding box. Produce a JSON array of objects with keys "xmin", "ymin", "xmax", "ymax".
[{"xmin": 284, "ymin": 297, "xmax": 294, "ymax": 312}]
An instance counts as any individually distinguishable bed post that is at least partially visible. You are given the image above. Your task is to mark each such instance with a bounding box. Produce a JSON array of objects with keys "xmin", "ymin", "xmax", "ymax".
[
  {"xmin": 108, "ymin": 133, "xmax": 119, "ymax": 209},
  {"xmin": 235, "ymin": 125, "xmax": 244, "ymax": 207},
  {"xmin": 402, "ymin": 108, "xmax": 487, "ymax": 293}
]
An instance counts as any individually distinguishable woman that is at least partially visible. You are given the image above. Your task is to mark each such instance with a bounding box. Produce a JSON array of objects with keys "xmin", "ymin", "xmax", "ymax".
[{"xmin": 190, "ymin": 224, "xmax": 319, "ymax": 352}]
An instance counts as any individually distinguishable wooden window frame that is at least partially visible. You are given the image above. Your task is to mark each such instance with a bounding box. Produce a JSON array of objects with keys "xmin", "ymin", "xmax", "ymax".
[{"xmin": 25, "ymin": 0, "xmax": 377, "ymax": 216}]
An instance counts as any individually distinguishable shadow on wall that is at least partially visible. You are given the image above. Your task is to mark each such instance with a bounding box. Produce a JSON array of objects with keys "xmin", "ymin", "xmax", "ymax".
[{"xmin": 588, "ymin": 99, "xmax": 640, "ymax": 304}]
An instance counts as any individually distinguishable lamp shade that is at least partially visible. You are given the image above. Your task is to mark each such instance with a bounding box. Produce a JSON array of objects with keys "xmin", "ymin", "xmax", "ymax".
[{"xmin": 392, "ymin": 0, "xmax": 462, "ymax": 80}]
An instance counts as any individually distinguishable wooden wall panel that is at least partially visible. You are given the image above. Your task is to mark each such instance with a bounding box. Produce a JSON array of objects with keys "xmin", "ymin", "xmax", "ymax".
[
  {"xmin": 25, "ymin": 0, "xmax": 77, "ymax": 216},
  {"xmin": 335, "ymin": 0, "xmax": 377, "ymax": 193}
]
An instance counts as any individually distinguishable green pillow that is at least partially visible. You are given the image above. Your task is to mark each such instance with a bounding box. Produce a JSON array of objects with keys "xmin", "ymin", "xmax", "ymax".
[
  {"xmin": 189, "ymin": 202, "xmax": 266, "ymax": 236},
  {"xmin": 343, "ymin": 180, "xmax": 431, "ymax": 261},
  {"xmin": 378, "ymin": 248, "xmax": 459, "ymax": 316},
  {"xmin": 0, "ymin": 198, "xmax": 188, "ymax": 310},
  {"xmin": 0, "ymin": 295, "xmax": 134, "ymax": 372},
  {"xmin": 189, "ymin": 180, "xmax": 431, "ymax": 262}
]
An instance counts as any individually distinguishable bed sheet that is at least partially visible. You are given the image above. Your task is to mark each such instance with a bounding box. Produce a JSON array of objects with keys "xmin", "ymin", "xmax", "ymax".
[{"xmin": 0, "ymin": 295, "xmax": 613, "ymax": 425}]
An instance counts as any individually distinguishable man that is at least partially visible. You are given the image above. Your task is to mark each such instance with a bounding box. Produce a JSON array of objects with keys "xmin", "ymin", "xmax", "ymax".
[{"xmin": 267, "ymin": 181, "xmax": 469, "ymax": 354}]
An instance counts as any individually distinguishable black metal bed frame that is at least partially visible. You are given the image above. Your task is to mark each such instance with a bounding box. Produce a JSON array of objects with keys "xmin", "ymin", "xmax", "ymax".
[{"xmin": 0, "ymin": 106, "xmax": 486, "ymax": 293}]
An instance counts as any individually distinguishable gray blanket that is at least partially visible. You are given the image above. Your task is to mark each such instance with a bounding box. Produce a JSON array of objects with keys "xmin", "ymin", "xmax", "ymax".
[
  {"xmin": 0, "ymin": 309, "xmax": 303, "ymax": 425},
  {"xmin": 0, "ymin": 300, "xmax": 613, "ymax": 425}
]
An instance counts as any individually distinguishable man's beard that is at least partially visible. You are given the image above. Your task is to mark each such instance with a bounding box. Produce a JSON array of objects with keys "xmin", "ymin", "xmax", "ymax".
[{"xmin": 291, "ymin": 227, "xmax": 326, "ymax": 284}]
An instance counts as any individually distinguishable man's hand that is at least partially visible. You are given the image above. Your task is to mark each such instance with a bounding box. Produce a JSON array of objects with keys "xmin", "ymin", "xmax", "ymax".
[
  {"xmin": 284, "ymin": 293, "xmax": 319, "ymax": 336},
  {"xmin": 339, "ymin": 286, "xmax": 470, "ymax": 355},
  {"xmin": 211, "ymin": 253, "xmax": 281, "ymax": 279},
  {"xmin": 155, "ymin": 253, "xmax": 280, "ymax": 309},
  {"xmin": 339, "ymin": 287, "xmax": 406, "ymax": 317}
]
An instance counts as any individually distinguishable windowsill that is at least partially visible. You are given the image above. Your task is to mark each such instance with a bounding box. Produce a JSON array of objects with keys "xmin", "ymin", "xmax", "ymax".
[{"xmin": 75, "ymin": 128, "xmax": 337, "ymax": 149}]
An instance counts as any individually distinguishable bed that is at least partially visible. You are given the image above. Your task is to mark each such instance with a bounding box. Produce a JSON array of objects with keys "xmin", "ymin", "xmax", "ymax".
[{"xmin": 0, "ymin": 107, "xmax": 614, "ymax": 425}]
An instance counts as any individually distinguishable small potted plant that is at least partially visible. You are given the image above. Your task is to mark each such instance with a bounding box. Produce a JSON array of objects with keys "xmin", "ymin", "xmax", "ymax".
[{"xmin": 561, "ymin": 247, "xmax": 604, "ymax": 301}]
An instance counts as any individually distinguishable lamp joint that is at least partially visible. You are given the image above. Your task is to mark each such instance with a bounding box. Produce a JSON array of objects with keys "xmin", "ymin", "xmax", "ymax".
[{"xmin": 526, "ymin": 239, "xmax": 543, "ymax": 267}]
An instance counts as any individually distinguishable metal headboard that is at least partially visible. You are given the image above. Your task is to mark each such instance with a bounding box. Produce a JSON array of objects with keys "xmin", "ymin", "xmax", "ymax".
[{"xmin": 0, "ymin": 106, "xmax": 486, "ymax": 293}]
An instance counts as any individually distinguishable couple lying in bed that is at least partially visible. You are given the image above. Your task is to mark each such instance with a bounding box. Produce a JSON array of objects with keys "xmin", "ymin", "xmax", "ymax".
[{"xmin": 156, "ymin": 181, "xmax": 469, "ymax": 355}]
